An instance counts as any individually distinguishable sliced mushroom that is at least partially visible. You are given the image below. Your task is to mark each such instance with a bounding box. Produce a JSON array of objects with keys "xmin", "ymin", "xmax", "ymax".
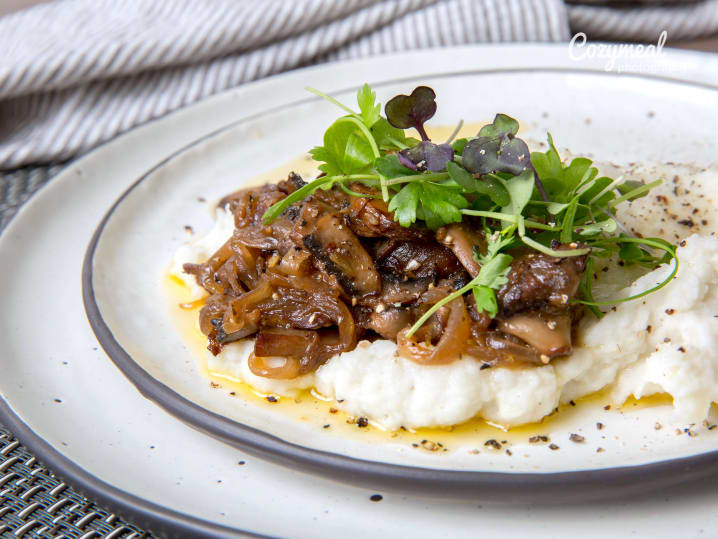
[
  {"xmin": 302, "ymin": 212, "xmax": 381, "ymax": 296},
  {"xmin": 436, "ymin": 223, "xmax": 485, "ymax": 277},
  {"xmin": 497, "ymin": 313, "xmax": 572, "ymax": 358}
]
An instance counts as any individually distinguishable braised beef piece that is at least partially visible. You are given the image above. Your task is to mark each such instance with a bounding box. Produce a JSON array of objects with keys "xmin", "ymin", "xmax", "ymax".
[
  {"xmin": 186, "ymin": 173, "xmax": 589, "ymax": 376},
  {"xmin": 371, "ymin": 239, "xmax": 465, "ymax": 280},
  {"xmin": 497, "ymin": 251, "xmax": 587, "ymax": 316}
]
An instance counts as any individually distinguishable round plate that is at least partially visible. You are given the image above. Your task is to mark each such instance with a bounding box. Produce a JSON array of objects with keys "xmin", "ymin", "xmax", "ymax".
[
  {"xmin": 82, "ymin": 50, "xmax": 718, "ymax": 497},
  {"xmin": 3, "ymin": 45, "xmax": 718, "ymax": 536}
]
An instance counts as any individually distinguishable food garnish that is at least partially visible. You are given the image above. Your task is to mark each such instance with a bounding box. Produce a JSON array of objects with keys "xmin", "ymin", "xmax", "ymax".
[{"xmin": 262, "ymin": 83, "xmax": 677, "ymax": 331}]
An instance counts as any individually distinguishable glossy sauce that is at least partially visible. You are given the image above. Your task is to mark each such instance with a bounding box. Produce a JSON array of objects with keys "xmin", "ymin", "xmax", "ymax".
[{"xmin": 166, "ymin": 272, "xmax": 678, "ymax": 453}]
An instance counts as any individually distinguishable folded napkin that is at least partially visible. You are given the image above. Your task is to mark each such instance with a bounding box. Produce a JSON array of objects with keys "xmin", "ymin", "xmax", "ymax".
[{"xmin": 0, "ymin": 0, "xmax": 569, "ymax": 171}]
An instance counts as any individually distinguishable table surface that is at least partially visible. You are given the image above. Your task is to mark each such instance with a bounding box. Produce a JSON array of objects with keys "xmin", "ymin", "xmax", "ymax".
[{"xmin": 0, "ymin": 31, "xmax": 716, "ymax": 539}]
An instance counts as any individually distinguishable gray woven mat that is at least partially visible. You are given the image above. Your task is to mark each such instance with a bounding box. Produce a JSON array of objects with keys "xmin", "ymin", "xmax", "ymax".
[{"xmin": 0, "ymin": 428, "xmax": 147, "ymax": 538}]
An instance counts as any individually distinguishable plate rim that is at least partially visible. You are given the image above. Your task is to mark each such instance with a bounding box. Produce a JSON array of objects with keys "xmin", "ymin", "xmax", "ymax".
[
  {"xmin": 1, "ymin": 44, "xmax": 717, "ymax": 535},
  {"xmin": 82, "ymin": 66, "xmax": 718, "ymax": 500}
]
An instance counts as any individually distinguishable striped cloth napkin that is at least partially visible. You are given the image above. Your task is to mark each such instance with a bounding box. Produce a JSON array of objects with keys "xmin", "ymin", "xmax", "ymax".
[{"xmin": 0, "ymin": 0, "xmax": 716, "ymax": 230}]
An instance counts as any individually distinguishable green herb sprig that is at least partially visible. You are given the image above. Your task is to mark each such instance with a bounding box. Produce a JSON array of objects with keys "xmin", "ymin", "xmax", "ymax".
[{"xmin": 262, "ymin": 83, "xmax": 678, "ymax": 326}]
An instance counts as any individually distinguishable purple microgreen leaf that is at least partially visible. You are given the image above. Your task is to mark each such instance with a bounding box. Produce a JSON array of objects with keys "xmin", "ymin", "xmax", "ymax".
[
  {"xmin": 462, "ymin": 136, "xmax": 531, "ymax": 176},
  {"xmin": 384, "ymin": 86, "xmax": 437, "ymax": 141},
  {"xmin": 397, "ymin": 147, "xmax": 420, "ymax": 170},
  {"xmin": 398, "ymin": 141, "xmax": 453, "ymax": 172},
  {"xmin": 423, "ymin": 142, "xmax": 454, "ymax": 172}
]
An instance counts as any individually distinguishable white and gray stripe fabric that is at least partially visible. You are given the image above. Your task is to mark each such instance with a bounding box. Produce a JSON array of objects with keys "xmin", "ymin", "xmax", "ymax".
[
  {"xmin": 569, "ymin": 0, "xmax": 718, "ymax": 41},
  {"xmin": 0, "ymin": 0, "xmax": 717, "ymax": 225},
  {"xmin": 0, "ymin": 0, "xmax": 569, "ymax": 171}
]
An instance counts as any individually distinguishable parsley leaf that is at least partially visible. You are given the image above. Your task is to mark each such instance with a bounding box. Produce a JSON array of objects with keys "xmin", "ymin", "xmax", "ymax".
[
  {"xmin": 531, "ymin": 133, "xmax": 598, "ymax": 203},
  {"xmin": 420, "ymin": 182, "xmax": 467, "ymax": 229},
  {"xmin": 311, "ymin": 117, "xmax": 376, "ymax": 176},
  {"xmin": 388, "ymin": 181, "xmax": 468, "ymax": 229},
  {"xmin": 473, "ymin": 286, "xmax": 499, "ymax": 318},
  {"xmin": 475, "ymin": 252, "xmax": 513, "ymax": 289},
  {"xmin": 357, "ymin": 83, "xmax": 381, "ymax": 128},
  {"xmin": 446, "ymin": 162, "xmax": 511, "ymax": 207},
  {"xmin": 370, "ymin": 117, "xmax": 408, "ymax": 151},
  {"xmin": 388, "ymin": 182, "xmax": 421, "ymax": 227},
  {"xmin": 501, "ymin": 169, "xmax": 535, "ymax": 216},
  {"xmin": 375, "ymin": 154, "xmax": 419, "ymax": 179}
]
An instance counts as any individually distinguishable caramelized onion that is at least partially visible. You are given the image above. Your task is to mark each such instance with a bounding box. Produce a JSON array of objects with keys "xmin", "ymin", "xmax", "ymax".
[
  {"xmin": 366, "ymin": 308, "xmax": 413, "ymax": 340},
  {"xmin": 248, "ymin": 352, "xmax": 302, "ymax": 379},
  {"xmin": 183, "ymin": 238, "xmax": 234, "ymax": 295},
  {"xmin": 188, "ymin": 178, "xmax": 588, "ymax": 379},
  {"xmin": 226, "ymin": 273, "xmax": 356, "ymax": 362},
  {"xmin": 397, "ymin": 294, "xmax": 470, "ymax": 365},
  {"xmin": 253, "ymin": 328, "xmax": 321, "ymax": 374}
]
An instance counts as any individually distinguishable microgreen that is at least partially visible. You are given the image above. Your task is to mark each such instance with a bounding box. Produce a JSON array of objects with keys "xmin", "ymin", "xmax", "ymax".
[
  {"xmin": 261, "ymin": 83, "xmax": 676, "ymax": 328},
  {"xmin": 384, "ymin": 86, "xmax": 437, "ymax": 141},
  {"xmin": 398, "ymin": 141, "xmax": 454, "ymax": 172}
]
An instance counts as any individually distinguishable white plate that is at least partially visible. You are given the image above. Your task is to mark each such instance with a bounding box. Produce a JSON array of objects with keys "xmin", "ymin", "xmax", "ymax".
[{"xmin": 3, "ymin": 45, "xmax": 718, "ymax": 536}]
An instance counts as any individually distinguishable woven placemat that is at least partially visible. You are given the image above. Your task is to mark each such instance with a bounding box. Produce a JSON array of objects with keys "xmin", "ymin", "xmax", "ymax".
[
  {"xmin": 0, "ymin": 428, "xmax": 148, "ymax": 538},
  {"xmin": 0, "ymin": 165, "xmax": 152, "ymax": 538}
]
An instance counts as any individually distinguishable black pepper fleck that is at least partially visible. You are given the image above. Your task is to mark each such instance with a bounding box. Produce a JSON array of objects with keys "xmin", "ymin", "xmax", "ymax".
[
  {"xmin": 357, "ymin": 417, "xmax": 369, "ymax": 428},
  {"xmin": 266, "ymin": 395, "xmax": 278, "ymax": 403},
  {"xmin": 596, "ymin": 422, "xmax": 605, "ymax": 430},
  {"xmin": 484, "ymin": 439, "xmax": 502, "ymax": 450},
  {"xmin": 569, "ymin": 433, "xmax": 585, "ymax": 443},
  {"xmin": 370, "ymin": 494, "xmax": 383, "ymax": 502},
  {"xmin": 549, "ymin": 443, "xmax": 560, "ymax": 451},
  {"xmin": 529, "ymin": 435, "xmax": 549, "ymax": 444}
]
